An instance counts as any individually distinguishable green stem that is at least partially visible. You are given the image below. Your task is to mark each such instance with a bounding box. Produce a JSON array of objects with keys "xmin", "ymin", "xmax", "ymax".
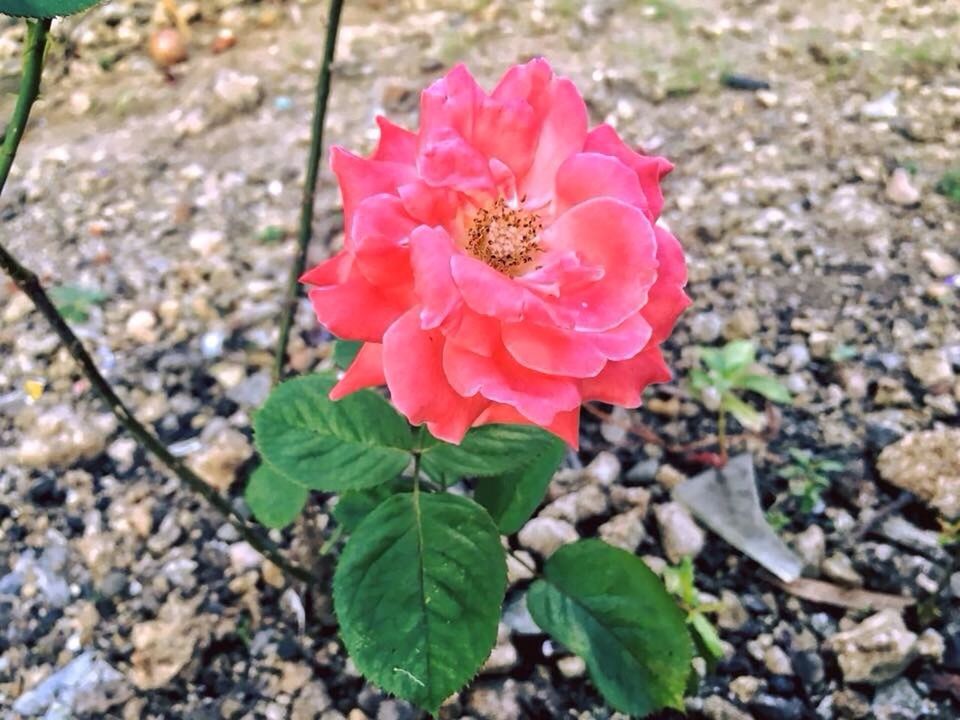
[
  {"xmin": 412, "ymin": 426, "xmax": 425, "ymax": 493},
  {"xmin": 0, "ymin": 20, "xmax": 315, "ymax": 586},
  {"xmin": 717, "ymin": 410, "xmax": 728, "ymax": 466},
  {"xmin": 0, "ymin": 20, "xmax": 50, "ymax": 190},
  {"xmin": 273, "ymin": 0, "xmax": 346, "ymax": 385}
]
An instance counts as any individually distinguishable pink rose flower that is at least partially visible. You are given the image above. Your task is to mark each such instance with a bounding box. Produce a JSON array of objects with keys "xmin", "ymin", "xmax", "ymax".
[{"xmin": 303, "ymin": 59, "xmax": 689, "ymax": 446}]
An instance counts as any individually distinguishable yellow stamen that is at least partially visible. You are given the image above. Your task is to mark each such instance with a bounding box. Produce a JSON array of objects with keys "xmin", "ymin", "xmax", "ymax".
[{"xmin": 466, "ymin": 198, "xmax": 542, "ymax": 275}]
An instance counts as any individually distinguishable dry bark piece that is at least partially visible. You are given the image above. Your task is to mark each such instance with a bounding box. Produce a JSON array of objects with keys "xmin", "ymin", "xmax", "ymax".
[
  {"xmin": 769, "ymin": 575, "xmax": 914, "ymax": 611},
  {"xmin": 674, "ymin": 454, "xmax": 803, "ymax": 582}
]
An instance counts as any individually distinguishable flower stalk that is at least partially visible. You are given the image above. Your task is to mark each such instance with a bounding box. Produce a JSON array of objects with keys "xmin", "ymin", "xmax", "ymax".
[
  {"xmin": 0, "ymin": 19, "xmax": 50, "ymax": 189},
  {"xmin": 272, "ymin": 0, "xmax": 346, "ymax": 384}
]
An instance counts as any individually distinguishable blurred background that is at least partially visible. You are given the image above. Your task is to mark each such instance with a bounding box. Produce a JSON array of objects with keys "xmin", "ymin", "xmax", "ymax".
[{"xmin": 0, "ymin": 1, "xmax": 958, "ymax": 718}]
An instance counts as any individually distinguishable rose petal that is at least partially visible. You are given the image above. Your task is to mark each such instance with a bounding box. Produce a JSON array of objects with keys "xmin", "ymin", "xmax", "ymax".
[
  {"xmin": 580, "ymin": 345, "xmax": 672, "ymax": 407},
  {"xmin": 502, "ymin": 310, "xmax": 652, "ymax": 378},
  {"xmin": 349, "ymin": 194, "xmax": 417, "ymax": 289},
  {"xmin": 371, "ymin": 116, "xmax": 417, "ymax": 164},
  {"xmin": 492, "ymin": 57, "xmax": 554, "ymax": 106},
  {"xmin": 584, "ymin": 124, "xmax": 673, "ymax": 220},
  {"xmin": 501, "ymin": 321, "xmax": 607, "ymax": 377},
  {"xmin": 543, "ymin": 197, "xmax": 658, "ymax": 332},
  {"xmin": 642, "ymin": 226, "xmax": 691, "ymax": 343},
  {"xmin": 554, "ymin": 152, "xmax": 647, "ymax": 215},
  {"xmin": 518, "ymin": 250, "xmax": 604, "ymax": 297},
  {"xmin": 442, "ymin": 341, "xmax": 580, "ymax": 425},
  {"xmin": 417, "ymin": 126, "xmax": 495, "ymax": 192},
  {"xmin": 520, "ymin": 77, "xmax": 588, "ymax": 203},
  {"xmin": 398, "ymin": 180, "xmax": 460, "ymax": 227},
  {"xmin": 382, "ymin": 308, "xmax": 488, "ymax": 443},
  {"xmin": 420, "ymin": 63, "xmax": 483, "ymax": 139},
  {"xmin": 331, "ymin": 147, "xmax": 416, "ymax": 236},
  {"xmin": 306, "ymin": 256, "xmax": 407, "ymax": 341},
  {"xmin": 409, "ymin": 226, "xmax": 461, "ymax": 329},
  {"xmin": 589, "ymin": 312, "xmax": 654, "ymax": 361},
  {"xmin": 473, "ymin": 97, "xmax": 538, "ymax": 180},
  {"xmin": 476, "ymin": 402, "xmax": 580, "ymax": 448},
  {"xmin": 300, "ymin": 251, "xmax": 349, "ymax": 286},
  {"xmin": 330, "ymin": 343, "xmax": 386, "ymax": 399}
]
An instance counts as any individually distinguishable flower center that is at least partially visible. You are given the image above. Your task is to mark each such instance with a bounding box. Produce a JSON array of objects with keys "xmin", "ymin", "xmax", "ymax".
[{"xmin": 466, "ymin": 198, "xmax": 542, "ymax": 275}]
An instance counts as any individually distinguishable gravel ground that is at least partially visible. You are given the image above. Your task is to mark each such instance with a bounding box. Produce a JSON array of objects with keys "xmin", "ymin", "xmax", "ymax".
[{"xmin": 1, "ymin": 0, "xmax": 958, "ymax": 718}]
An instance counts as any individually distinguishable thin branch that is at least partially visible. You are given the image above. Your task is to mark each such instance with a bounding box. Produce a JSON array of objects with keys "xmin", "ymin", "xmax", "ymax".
[
  {"xmin": 0, "ymin": 20, "xmax": 316, "ymax": 585},
  {"xmin": 273, "ymin": 0, "xmax": 346, "ymax": 384}
]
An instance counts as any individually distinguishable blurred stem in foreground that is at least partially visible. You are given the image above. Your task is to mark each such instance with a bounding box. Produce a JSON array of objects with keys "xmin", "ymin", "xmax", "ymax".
[
  {"xmin": 273, "ymin": 0, "xmax": 346, "ymax": 385},
  {"xmin": 0, "ymin": 19, "xmax": 315, "ymax": 585}
]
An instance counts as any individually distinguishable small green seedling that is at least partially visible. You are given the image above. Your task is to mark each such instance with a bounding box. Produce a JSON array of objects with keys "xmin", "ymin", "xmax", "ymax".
[
  {"xmin": 48, "ymin": 285, "xmax": 107, "ymax": 323},
  {"xmin": 689, "ymin": 340, "xmax": 791, "ymax": 461},
  {"xmin": 778, "ymin": 448, "xmax": 844, "ymax": 514},
  {"xmin": 829, "ymin": 344, "xmax": 858, "ymax": 363},
  {"xmin": 765, "ymin": 509, "xmax": 790, "ymax": 532},
  {"xmin": 663, "ymin": 556, "xmax": 724, "ymax": 667},
  {"xmin": 938, "ymin": 518, "xmax": 960, "ymax": 546},
  {"xmin": 258, "ymin": 225, "xmax": 287, "ymax": 244},
  {"xmin": 936, "ymin": 169, "xmax": 960, "ymax": 204}
]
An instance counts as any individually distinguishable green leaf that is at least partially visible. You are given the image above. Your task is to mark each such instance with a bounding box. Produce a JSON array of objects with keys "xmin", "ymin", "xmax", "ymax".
[
  {"xmin": 829, "ymin": 344, "xmax": 858, "ymax": 363},
  {"xmin": 474, "ymin": 434, "xmax": 565, "ymax": 534},
  {"xmin": 332, "ymin": 340, "xmax": 362, "ymax": 369},
  {"xmin": 254, "ymin": 374, "xmax": 412, "ymax": 491},
  {"xmin": 1, "ymin": 0, "xmax": 103, "ymax": 18},
  {"xmin": 935, "ymin": 168, "xmax": 960, "ymax": 203},
  {"xmin": 663, "ymin": 556, "xmax": 698, "ymax": 607},
  {"xmin": 244, "ymin": 464, "xmax": 309, "ymax": 529},
  {"xmin": 257, "ymin": 225, "xmax": 286, "ymax": 244},
  {"xmin": 720, "ymin": 340, "xmax": 756, "ymax": 372},
  {"xmin": 49, "ymin": 285, "xmax": 107, "ymax": 323},
  {"xmin": 689, "ymin": 612, "xmax": 724, "ymax": 662},
  {"xmin": 765, "ymin": 509, "xmax": 790, "ymax": 531},
  {"xmin": 332, "ymin": 478, "xmax": 407, "ymax": 533},
  {"xmin": 689, "ymin": 368, "xmax": 713, "ymax": 392},
  {"xmin": 699, "ymin": 347, "xmax": 725, "ymax": 373},
  {"xmin": 778, "ymin": 465, "xmax": 802, "ymax": 480},
  {"xmin": 735, "ymin": 373, "xmax": 791, "ymax": 404},
  {"xmin": 721, "ymin": 393, "xmax": 764, "ymax": 432},
  {"xmin": 421, "ymin": 424, "xmax": 559, "ymax": 482},
  {"xmin": 334, "ymin": 492, "xmax": 506, "ymax": 714},
  {"xmin": 527, "ymin": 540, "xmax": 694, "ymax": 716}
]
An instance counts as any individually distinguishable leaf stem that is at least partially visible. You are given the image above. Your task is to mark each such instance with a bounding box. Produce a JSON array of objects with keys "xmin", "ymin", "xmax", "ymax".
[
  {"xmin": 272, "ymin": 0, "xmax": 346, "ymax": 385},
  {"xmin": 716, "ymin": 409, "xmax": 728, "ymax": 466},
  {"xmin": 0, "ymin": 20, "xmax": 315, "ymax": 586},
  {"xmin": 412, "ymin": 426, "xmax": 425, "ymax": 494}
]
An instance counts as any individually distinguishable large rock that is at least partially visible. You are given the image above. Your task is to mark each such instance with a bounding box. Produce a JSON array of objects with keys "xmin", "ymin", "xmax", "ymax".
[
  {"xmin": 877, "ymin": 429, "xmax": 960, "ymax": 518},
  {"xmin": 826, "ymin": 609, "xmax": 917, "ymax": 684}
]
